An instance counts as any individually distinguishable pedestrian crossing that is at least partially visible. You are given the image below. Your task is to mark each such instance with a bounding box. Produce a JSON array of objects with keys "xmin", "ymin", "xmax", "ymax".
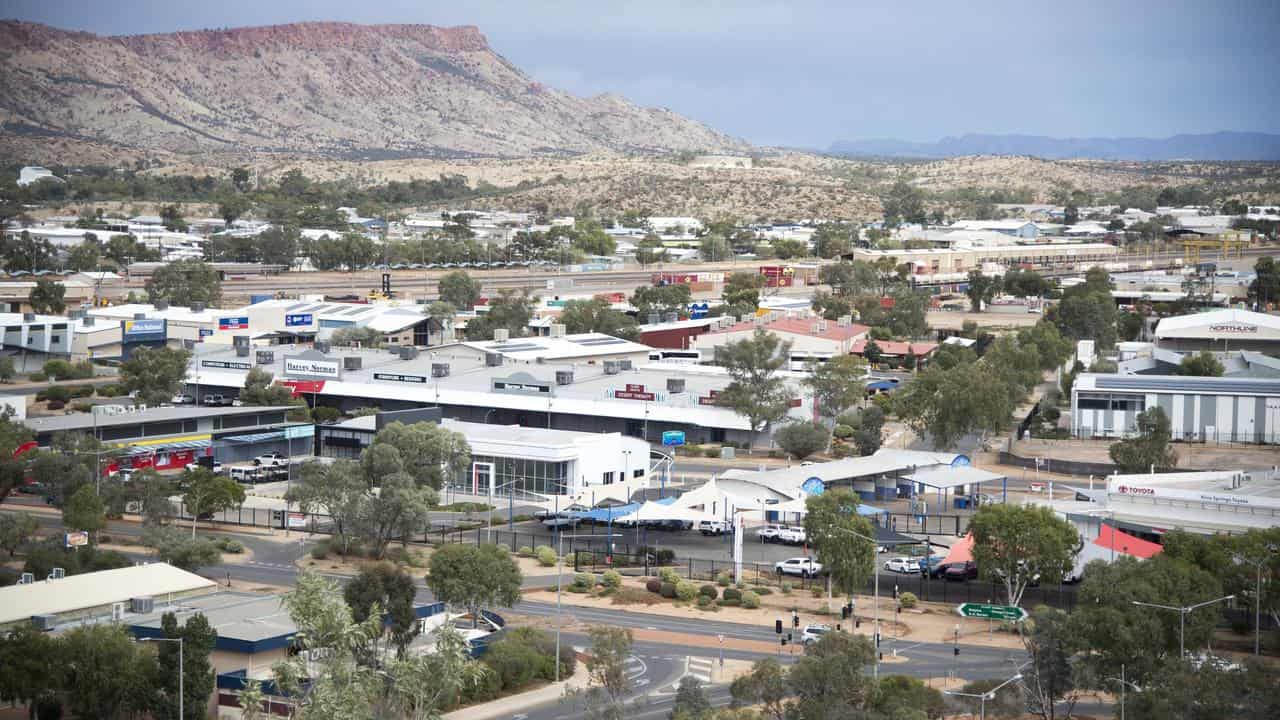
[{"xmin": 685, "ymin": 656, "xmax": 714, "ymax": 684}]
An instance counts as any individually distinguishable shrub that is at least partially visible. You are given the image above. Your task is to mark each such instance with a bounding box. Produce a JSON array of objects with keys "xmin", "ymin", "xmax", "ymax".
[
  {"xmin": 810, "ymin": 586, "xmax": 824, "ymax": 598},
  {"xmin": 899, "ymin": 591, "xmax": 918, "ymax": 609},
  {"xmin": 716, "ymin": 571, "xmax": 732, "ymax": 587},
  {"xmin": 97, "ymin": 534, "xmax": 112, "ymax": 544},
  {"xmin": 46, "ymin": 400, "xmax": 65, "ymax": 410},
  {"xmin": 97, "ymin": 384, "xmax": 123, "ymax": 397},
  {"xmin": 781, "ymin": 581, "xmax": 793, "ymax": 594},
  {"xmin": 215, "ymin": 537, "xmax": 245, "ymax": 554},
  {"xmin": 645, "ymin": 578, "xmax": 663, "ymax": 593},
  {"xmin": 612, "ymin": 587, "xmax": 662, "ymax": 606},
  {"xmin": 481, "ymin": 626, "xmax": 570, "ymax": 692},
  {"xmin": 0, "ymin": 567, "xmax": 20, "ymax": 586},
  {"xmin": 638, "ymin": 546, "xmax": 677, "ymax": 565},
  {"xmin": 511, "ymin": 514, "xmax": 534, "ymax": 523},
  {"xmin": 699, "ymin": 584, "xmax": 718, "ymax": 600},
  {"xmin": 717, "ymin": 598, "xmax": 741, "ymax": 607},
  {"xmin": 703, "ymin": 446, "xmax": 720, "ymax": 458},
  {"xmin": 675, "ymin": 580, "xmax": 697, "ymax": 602},
  {"xmin": 660, "ymin": 582, "xmax": 677, "ymax": 599},
  {"xmin": 602, "ymin": 569, "xmax": 622, "ymax": 589},
  {"xmin": 42, "ymin": 360, "xmax": 72, "ymax": 380},
  {"xmin": 517, "ymin": 546, "xmax": 533, "ymax": 557},
  {"xmin": 27, "ymin": 371, "xmax": 46, "ymax": 382},
  {"xmin": 571, "ymin": 573, "xmax": 595, "ymax": 592},
  {"xmin": 659, "ymin": 567, "xmax": 681, "ymax": 585},
  {"xmin": 72, "ymin": 402, "xmax": 94, "ymax": 413},
  {"xmin": 741, "ymin": 591, "xmax": 761, "ymax": 609},
  {"xmin": 310, "ymin": 539, "xmax": 329, "ymax": 559},
  {"xmin": 40, "ymin": 386, "xmax": 70, "ymax": 403},
  {"xmin": 722, "ymin": 587, "xmax": 742, "ymax": 602},
  {"xmin": 535, "ymin": 546, "xmax": 557, "ymax": 567},
  {"xmin": 752, "ymin": 586, "xmax": 773, "ymax": 596},
  {"xmin": 68, "ymin": 384, "xmax": 95, "ymax": 398},
  {"xmin": 70, "ymin": 360, "xmax": 96, "ymax": 379},
  {"xmin": 696, "ymin": 594, "xmax": 712, "ymax": 609}
]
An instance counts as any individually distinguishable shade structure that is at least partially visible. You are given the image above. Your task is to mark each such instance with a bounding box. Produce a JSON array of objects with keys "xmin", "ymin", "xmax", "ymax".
[
  {"xmin": 941, "ymin": 533, "xmax": 974, "ymax": 565},
  {"xmin": 1093, "ymin": 524, "xmax": 1163, "ymax": 559},
  {"xmin": 625, "ymin": 500, "xmax": 710, "ymax": 524}
]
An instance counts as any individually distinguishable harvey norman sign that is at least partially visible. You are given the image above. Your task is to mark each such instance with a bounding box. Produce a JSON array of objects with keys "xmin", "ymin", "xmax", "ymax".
[
  {"xmin": 1109, "ymin": 479, "xmax": 1280, "ymax": 510},
  {"xmin": 284, "ymin": 354, "xmax": 342, "ymax": 380}
]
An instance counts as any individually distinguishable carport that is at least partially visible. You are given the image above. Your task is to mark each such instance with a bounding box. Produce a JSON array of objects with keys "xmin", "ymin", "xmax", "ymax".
[{"xmin": 900, "ymin": 466, "xmax": 1007, "ymax": 510}]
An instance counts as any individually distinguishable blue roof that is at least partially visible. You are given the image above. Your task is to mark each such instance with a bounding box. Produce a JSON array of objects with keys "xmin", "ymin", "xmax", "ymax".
[{"xmin": 569, "ymin": 495, "xmax": 676, "ymax": 521}]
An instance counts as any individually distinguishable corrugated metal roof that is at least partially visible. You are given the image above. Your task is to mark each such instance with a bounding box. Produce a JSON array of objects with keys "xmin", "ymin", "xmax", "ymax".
[
  {"xmin": 0, "ymin": 563, "xmax": 216, "ymax": 626},
  {"xmin": 1091, "ymin": 373, "xmax": 1280, "ymax": 396}
]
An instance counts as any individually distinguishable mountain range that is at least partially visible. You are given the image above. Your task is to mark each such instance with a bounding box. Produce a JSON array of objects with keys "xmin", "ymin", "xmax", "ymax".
[
  {"xmin": 0, "ymin": 20, "xmax": 745, "ymax": 160},
  {"xmin": 828, "ymin": 132, "xmax": 1280, "ymax": 161}
]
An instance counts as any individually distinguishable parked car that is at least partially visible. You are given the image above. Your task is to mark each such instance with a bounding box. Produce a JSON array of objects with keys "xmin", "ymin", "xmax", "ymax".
[
  {"xmin": 775, "ymin": 557, "xmax": 823, "ymax": 578},
  {"xmin": 918, "ymin": 556, "xmax": 946, "ymax": 575},
  {"xmin": 1188, "ymin": 653, "xmax": 1242, "ymax": 672},
  {"xmin": 171, "ymin": 393, "xmax": 195, "ymax": 405},
  {"xmin": 17, "ymin": 481, "xmax": 47, "ymax": 495},
  {"xmin": 699, "ymin": 519, "xmax": 728, "ymax": 536},
  {"xmin": 202, "ymin": 394, "xmax": 231, "ymax": 406},
  {"xmin": 801, "ymin": 624, "xmax": 831, "ymax": 645},
  {"xmin": 253, "ymin": 452, "xmax": 288, "ymax": 468},
  {"xmin": 942, "ymin": 561, "xmax": 978, "ymax": 582},
  {"xmin": 542, "ymin": 515, "xmax": 580, "ymax": 529},
  {"xmin": 185, "ymin": 461, "xmax": 224, "ymax": 474},
  {"xmin": 778, "ymin": 527, "xmax": 807, "ymax": 545},
  {"xmin": 229, "ymin": 466, "xmax": 265, "ymax": 483},
  {"xmin": 884, "ymin": 557, "xmax": 919, "ymax": 574},
  {"xmin": 758, "ymin": 524, "xmax": 789, "ymax": 542}
]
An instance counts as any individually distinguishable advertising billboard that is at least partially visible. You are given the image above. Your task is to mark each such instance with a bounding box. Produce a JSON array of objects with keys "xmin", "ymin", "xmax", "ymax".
[
  {"xmin": 219, "ymin": 316, "xmax": 249, "ymax": 330},
  {"xmin": 284, "ymin": 356, "xmax": 342, "ymax": 379},
  {"xmin": 122, "ymin": 318, "xmax": 167, "ymax": 342},
  {"xmin": 285, "ymin": 313, "xmax": 314, "ymax": 327}
]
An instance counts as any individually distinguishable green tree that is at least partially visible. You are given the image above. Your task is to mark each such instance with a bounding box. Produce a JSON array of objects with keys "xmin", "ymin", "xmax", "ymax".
[
  {"xmin": 893, "ymin": 362, "xmax": 1018, "ymax": 449},
  {"xmin": 1176, "ymin": 350, "xmax": 1224, "ymax": 377},
  {"xmin": 438, "ymin": 270, "xmax": 482, "ymax": 309},
  {"xmin": 66, "ymin": 240, "xmax": 102, "ymax": 272},
  {"xmin": 0, "ymin": 512, "xmax": 39, "ymax": 557},
  {"xmin": 881, "ymin": 179, "xmax": 927, "ymax": 227},
  {"xmin": 143, "ymin": 525, "xmax": 223, "ymax": 572},
  {"xmin": 722, "ymin": 272, "xmax": 765, "ymax": 315},
  {"xmin": 181, "ymin": 468, "xmax": 246, "ymax": 537},
  {"xmin": 632, "ymin": 283, "xmax": 692, "ymax": 319},
  {"xmin": 352, "ymin": 466, "xmax": 435, "ymax": 559},
  {"xmin": 786, "ymin": 632, "xmax": 877, "ymax": 720},
  {"xmin": 931, "ymin": 343, "xmax": 976, "ymax": 370},
  {"xmin": 803, "ymin": 488, "xmax": 877, "ymax": 603},
  {"xmin": 62, "ymin": 485, "xmax": 106, "ymax": 540},
  {"xmin": 558, "ymin": 298, "xmax": 639, "ymax": 340},
  {"xmin": 0, "ymin": 625, "xmax": 63, "ymax": 718},
  {"xmin": 1125, "ymin": 659, "xmax": 1280, "ymax": 720},
  {"xmin": 1063, "ymin": 204, "xmax": 1080, "ymax": 225},
  {"xmin": 862, "ymin": 338, "xmax": 883, "ymax": 366},
  {"xmin": 771, "ymin": 238, "xmax": 808, "ymax": 259},
  {"xmin": 27, "ymin": 278, "xmax": 66, "ymax": 314},
  {"xmin": 287, "ymin": 459, "xmax": 367, "ymax": 554},
  {"xmin": 729, "ymin": 659, "xmax": 788, "ymax": 720},
  {"xmin": 120, "ymin": 345, "xmax": 191, "ymax": 407},
  {"xmin": 1221, "ymin": 198, "xmax": 1249, "ymax": 216},
  {"xmin": 774, "ymin": 422, "xmax": 829, "ymax": 461},
  {"xmin": 672, "ymin": 676, "xmax": 713, "ymax": 720},
  {"xmin": 103, "ymin": 234, "xmax": 160, "ymax": 266},
  {"xmin": 819, "ymin": 260, "xmax": 877, "ymax": 297},
  {"xmin": 239, "ymin": 366, "xmax": 300, "ymax": 406},
  {"xmin": 635, "ymin": 233, "xmax": 667, "ymax": 267},
  {"xmin": 969, "ymin": 504, "xmax": 1080, "ymax": 607},
  {"xmin": 1002, "ymin": 268, "xmax": 1050, "ymax": 298},
  {"xmin": 345, "ymin": 562, "xmax": 420, "ymax": 658},
  {"xmin": 584, "ymin": 626, "xmax": 633, "ymax": 720},
  {"xmin": 369, "ymin": 421, "xmax": 470, "ymax": 490},
  {"xmin": 155, "ymin": 612, "xmax": 217, "ymax": 720},
  {"xmin": 256, "ymin": 225, "xmax": 300, "ymax": 266},
  {"xmin": 144, "ymin": 259, "xmax": 222, "ymax": 307},
  {"xmin": 871, "ymin": 675, "xmax": 945, "ymax": 720},
  {"xmin": 1109, "ymin": 407, "xmax": 1178, "ymax": 472},
  {"xmin": 812, "ymin": 224, "xmax": 854, "ymax": 259},
  {"xmin": 850, "ymin": 406, "xmax": 885, "ymax": 456},
  {"xmin": 0, "ymin": 356, "xmax": 14, "ymax": 382},
  {"xmin": 804, "ymin": 355, "xmax": 866, "ymax": 422},
  {"xmin": 713, "ymin": 329, "xmax": 793, "ymax": 446},
  {"xmin": 1020, "ymin": 607, "xmax": 1083, "ymax": 720},
  {"xmin": 159, "ymin": 203, "xmax": 187, "ymax": 232},
  {"xmin": 885, "ymin": 289, "xmax": 929, "ymax": 338},
  {"xmin": 700, "ymin": 234, "xmax": 733, "ymax": 263},
  {"xmin": 1248, "ymin": 256, "xmax": 1279, "ymax": 306},
  {"xmin": 2, "ymin": 231, "xmax": 54, "ymax": 273},
  {"xmin": 231, "ymin": 167, "xmax": 252, "ymax": 192},
  {"xmin": 964, "ymin": 270, "xmax": 1000, "ymax": 312},
  {"xmin": 60, "ymin": 624, "xmax": 157, "ymax": 720},
  {"xmin": 427, "ymin": 543, "xmax": 522, "ymax": 624},
  {"xmin": 464, "ymin": 288, "xmax": 537, "ymax": 341},
  {"xmin": 217, "ymin": 194, "xmax": 252, "ymax": 226},
  {"xmin": 1117, "ymin": 310, "xmax": 1145, "ymax": 342}
]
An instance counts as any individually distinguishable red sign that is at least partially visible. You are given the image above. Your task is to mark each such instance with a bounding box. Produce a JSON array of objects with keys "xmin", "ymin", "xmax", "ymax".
[
  {"xmin": 789, "ymin": 398, "xmax": 803, "ymax": 408},
  {"xmin": 626, "ymin": 383, "xmax": 646, "ymax": 393},
  {"xmin": 281, "ymin": 380, "xmax": 326, "ymax": 397},
  {"xmin": 698, "ymin": 390, "xmax": 721, "ymax": 405},
  {"xmin": 615, "ymin": 390, "xmax": 656, "ymax": 401}
]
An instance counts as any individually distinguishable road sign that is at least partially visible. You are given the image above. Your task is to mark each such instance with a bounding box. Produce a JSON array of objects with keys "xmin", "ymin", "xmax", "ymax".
[
  {"xmin": 955, "ymin": 603, "xmax": 1027, "ymax": 621},
  {"xmin": 662, "ymin": 430, "xmax": 685, "ymax": 446}
]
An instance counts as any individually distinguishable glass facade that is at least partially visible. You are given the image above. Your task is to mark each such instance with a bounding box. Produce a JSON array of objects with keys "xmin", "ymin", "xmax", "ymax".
[{"xmin": 459, "ymin": 454, "xmax": 569, "ymax": 496}]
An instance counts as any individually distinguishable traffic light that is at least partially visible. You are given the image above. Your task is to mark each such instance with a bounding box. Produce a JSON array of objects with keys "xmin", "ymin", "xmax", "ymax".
[
  {"xmin": 954, "ymin": 646, "xmax": 960, "ymax": 657},
  {"xmin": 787, "ymin": 633, "xmax": 792, "ymax": 643},
  {"xmin": 781, "ymin": 637, "xmax": 787, "ymax": 647},
  {"xmin": 775, "ymin": 619, "xmax": 783, "ymax": 634},
  {"xmin": 841, "ymin": 605, "xmax": 851, "ymax": 620},
  {"xmin": 793, "ymin": 614, "xmax": 800, "ymax": 628},
  {"xmin": 855, "ymin": 619, "xmax": 861, "ymax": 628}
]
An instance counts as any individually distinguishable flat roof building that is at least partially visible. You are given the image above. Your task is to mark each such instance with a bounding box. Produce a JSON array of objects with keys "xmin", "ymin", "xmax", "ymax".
[
  {"xmin": 1071, "ymin": 373, "xmax": 1280, "ymax": 443},
  {"xmin": 0, "ymin": 562, "xmax": 216, "ymax": 630},
  {"xmin": 1154, "ymin": 308, "xmax": 1280, "ymax": 355}
]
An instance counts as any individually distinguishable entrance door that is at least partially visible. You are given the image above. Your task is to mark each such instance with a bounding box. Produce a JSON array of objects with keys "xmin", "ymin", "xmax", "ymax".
[
  {"xmin": 1267, "ymin": 398, "xmax": 1280, "ymax": 444},
  {"xmin": 471, "ymin": 462, "xmax": 494, "ymax": 496}
]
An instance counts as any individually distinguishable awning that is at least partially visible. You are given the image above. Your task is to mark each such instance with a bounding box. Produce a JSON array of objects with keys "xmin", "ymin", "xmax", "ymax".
[
  {"xmin": 570, "ymin": 496, "xmax": 677, "ymax": 522},
  {"xmin": 1093, "ymin": 525, "xmax": 1162, "ymax": 559},
  {"xmin": 221, "ymin": 430, "xmax": 286, "ymax": 444},
  {"xmin": 766, "ymin": 497, "xmax": 888, "ymax": 517},
  {"xmin": 622, "ymin": 500, "xmax": 709, "ymax": 523},
  {"xmin": 941, "ymin": 533, "xmax": 974, "ymax": 564},
  {"xmin": 123, "ymin": 439, "xmax": 211, "ymax": 456}
]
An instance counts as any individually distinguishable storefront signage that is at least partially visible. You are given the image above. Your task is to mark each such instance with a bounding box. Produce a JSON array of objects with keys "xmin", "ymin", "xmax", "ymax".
[
  {"xmin": 64, "ymin": 531, "xmax": 89, "ymax": 548},
  {"xmin": 1109, "ymin": 480, "xmax": 1280, "ymax": 510},
  {"xmin": 492, "ymin": 372, "xmax": 552, "ymax": 395},
  {"xmin": 285, "ymin": 313, "xmax": 314, "ymax": 327},
  {"xmin": 1208, "ymin": 323, "xmax": 1258, "ymax": 334},
  {"xmin": 374, "ymin": 372, "xmax": 428, "ymax": 384},
  {"xmin": 698, "ymin": 390, "xmax": 721, "ymax": 406},
  {"xmin": 201, "ymin": 360, "xmax": 251, "ymax": 370},
  {"xmin": 615, "ymin": 383, "xmax": 655, "ymax": 401},
  {"xmin": 219, "ymin": 316, "xmax": 249, "ymax": 330},
  {"xmin": 199, "ymin": 328, "xmax": 214, "ymax": 338},
  {"xmin": 287, "ymin": 512, "xmax": 307, "ymax": 529},
  {"xmin": 662, "ymin": 430, "xmax": 686, "ymax": 446},
  {"xmin": 284, "ymin": 425, "xmax": 315, "ymax": 440},
  {"xmin": 122, "ymin": 318, "xmax": 166, "ymax": 340},
  {"xmin": 284, "ymin": 354, "xmax": 342, "ymax": 380}
]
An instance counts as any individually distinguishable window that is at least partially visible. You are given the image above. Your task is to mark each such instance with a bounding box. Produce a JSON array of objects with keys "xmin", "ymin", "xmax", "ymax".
[
  {"xmin": 633, "ymin": 468, "xmax": 644, "ymax": 478},
  {"xmin": 602, "ymin": 471, "xmax": 615, "ymax": 485},
  {"xmin": 1077, "ymin": 395, "xmax": 1109, "ymax": 410},
  {"xmin": 50, "ymin": 335, "xmax": 61, "ymax": 343}
]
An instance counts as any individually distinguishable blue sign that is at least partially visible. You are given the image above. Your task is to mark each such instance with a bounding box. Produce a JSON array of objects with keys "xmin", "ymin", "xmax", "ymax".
[
  {"xmin": 662, "ymin": 430, "xmax": 686, "ymax": 447},
  {"xmin": 688, "ymin": 301, "xmax": 710, "ymax": 319},
  {"xmin": 122, "ymin": 318, "xmax": 165, "ymax": 338},
  {"xmin": 199, "ymin": 328, "xmax": 214, "ymax": 337},
  {"xmin": 801, "ymin": 477, "xmax": 825, "ymax": 496},
  {"xmin": 951, "ymin": 455, "xmax": 972, "ymax": 467},
  {"xmin": 219, "ymin": 316, "xmax": 249, "ymax": 330},
  {"xmin": 285, "ymin": 313, "xmax": 313, "ymax": 327}
]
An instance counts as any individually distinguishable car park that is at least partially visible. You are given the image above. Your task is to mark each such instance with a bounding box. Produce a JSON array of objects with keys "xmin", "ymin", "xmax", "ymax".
[
  {"xmin": 917, "ymin": 556, "xmax": 945, "ymax": 574},
  {"xmin": 699, "ymin": 519, "xmax": 728, "ymax": 536},
  {"xmin": 777, "ymin": 527, "xmax": 807, "ymax": 545},
  {"xmin": 253, "ymin": 452, "xmax": 288, "ymax": 468},
  {"xmin": 185, "ymin": 461, "xmax": 224, "ymax": 474},
  {"xmin": 171, "ymin": 394, "xmax": 194, "ymax": 405},
  {"xmin": 884, "ymin": 557, "xmax": 919, "ymax": 573},
  {"xmin": 758, "ymin": 524, "xmax": 789, "ymax": 542},
  {"xmin": 801, "ymin": 624, "xmax": 831, "ymax": 645},
  {"xmin": 774, "ymin": 557, "xmax": 823, "ymax": 578},
  {"xmin": 942, "ymin": 561, "xmax": 978, "ymax": 581}
]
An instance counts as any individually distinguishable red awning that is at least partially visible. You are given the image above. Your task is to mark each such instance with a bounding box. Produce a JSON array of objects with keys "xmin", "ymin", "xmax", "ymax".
[
  {"xmin": 1093, "ymin": 525, "xmax": 1163, "ymax": 559},
  {"xmin": 942, "ymin": 533, "xmax": 974, "ymax": 564}
]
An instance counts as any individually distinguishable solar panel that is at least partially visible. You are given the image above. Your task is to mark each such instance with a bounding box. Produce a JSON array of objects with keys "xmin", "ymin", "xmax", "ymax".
[
  {"xmin": 491, "ymin": 343, "xmax": 543, "ymax": 352},
  {"xmin": 284, "ymin": 302, "xmax": 308, "ymax": 311},
  {"xmin": 343, "ymin": 306, "xmax": 370, "ymax": 316},
  {"xmin": 572, "ymin": 337, "xmax": 627, "ymax": 346}
]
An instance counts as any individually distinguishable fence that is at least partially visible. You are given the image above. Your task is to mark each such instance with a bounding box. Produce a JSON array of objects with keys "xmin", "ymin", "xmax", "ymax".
[{"xmin": 570, "ymin": 549, "xmax": 1080, "ymax": 611}]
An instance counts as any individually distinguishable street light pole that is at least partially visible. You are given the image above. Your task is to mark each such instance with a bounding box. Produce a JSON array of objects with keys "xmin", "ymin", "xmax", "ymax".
[
  {"xmin": 1106, "ymin": 664, "xmax": 1141, "ymax": 720},
  {"xmin": 944, "ymin": 672, "xmax": 1022, "ymax": 720},
  {"xmin": 1132, "ymin": 594, "xmax": 1235, "ymax": 659},
  {"xmin": 828, "ymin": 525, "xmax": 908, "ymax": 682},
  {"xmin": 141, "ymin": 636, "xmax": 183, "ymax": 719}
]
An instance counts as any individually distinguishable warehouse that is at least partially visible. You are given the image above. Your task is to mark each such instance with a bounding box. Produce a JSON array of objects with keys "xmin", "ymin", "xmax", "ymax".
[
  {"xmin": 1153, "ymin": 308, "xmax": 1280, "ymax": 355},
  {"xmin": 1071, "ymin": 373, "xmax": 1280, "ymax": 443},
  {"xmin": 0, "ymin": 563, "xmax": 216, "ymax": 631}
]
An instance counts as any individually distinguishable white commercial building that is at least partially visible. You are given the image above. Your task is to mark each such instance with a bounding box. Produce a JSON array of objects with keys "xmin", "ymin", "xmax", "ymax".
[{"xmin": 1154, "ymin": 308, "xmax": 1280, "ymax": 355}]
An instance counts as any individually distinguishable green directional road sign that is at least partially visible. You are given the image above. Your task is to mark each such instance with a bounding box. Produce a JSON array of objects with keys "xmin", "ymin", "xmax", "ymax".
[{"xmin": 955, "ymin": 603, "xmax": 1027, "ymax": 621}]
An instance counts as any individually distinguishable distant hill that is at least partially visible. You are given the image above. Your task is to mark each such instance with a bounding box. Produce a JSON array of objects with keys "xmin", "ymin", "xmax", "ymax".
[
  {"xmin": 828, "ymin": 132, "xmax": 1280, "ymax": 161},
  {"xmin": 0, "ymin": 20, "xmax": 747, "ymax": 160}
]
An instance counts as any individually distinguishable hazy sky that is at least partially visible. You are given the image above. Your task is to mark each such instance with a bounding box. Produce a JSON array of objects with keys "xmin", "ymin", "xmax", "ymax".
[{"xmin": 6, "ymin": 0, "xmax": 1279, "ymax": 147}]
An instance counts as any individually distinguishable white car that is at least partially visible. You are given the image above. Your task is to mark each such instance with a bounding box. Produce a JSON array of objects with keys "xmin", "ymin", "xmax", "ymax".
[
  {"xmin": 185, "ymin": 461, "xmax": 224, "ymax": 474},
  {"xmin": 758, "ymin": 524, "xmax": 789, "ymax": 542},
  {"xmin": 253, "ymin": 452, "xmax": 289, "ymax": 468},
  {"xmin": 699, "ymin": 519, "xmax": 728, "ymax": 536},
  {"xmin": 777, "ymin": 527, "xmax": 807, "ymax": 545},
  {"xmin": 801, "ymin": 624, "xmax": 831, "ymax": 645},
  {"xmin": 884, "ymin": 557, "xmax": 920, "ymax": 573},
  {"xmin": 775, "ymin": 557, "xmax": 823, "ymax": 578}
]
